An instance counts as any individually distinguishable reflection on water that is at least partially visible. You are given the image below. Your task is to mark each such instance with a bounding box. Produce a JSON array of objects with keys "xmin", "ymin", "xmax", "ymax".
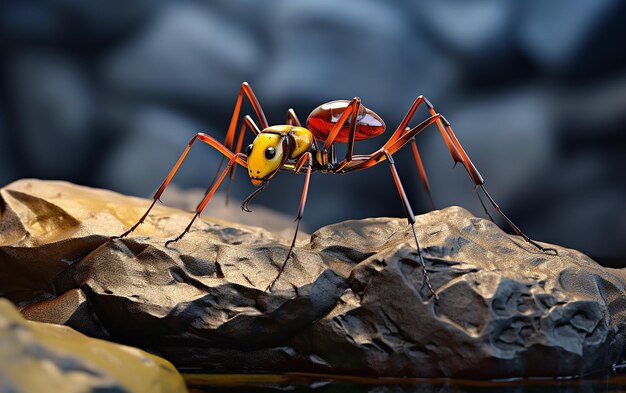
[{"xmin": 184, "ymin": 367, "xmax": 626, "ymax": 393}]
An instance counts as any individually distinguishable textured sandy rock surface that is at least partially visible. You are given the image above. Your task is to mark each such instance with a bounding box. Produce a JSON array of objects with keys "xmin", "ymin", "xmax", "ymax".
[
  {"xmin": 0, "ymin": 179, "xmax": 624, "ymax": 378},
  {"xmin": 0, "ymin": 298, "xmax": 187, "ymax": 392}
]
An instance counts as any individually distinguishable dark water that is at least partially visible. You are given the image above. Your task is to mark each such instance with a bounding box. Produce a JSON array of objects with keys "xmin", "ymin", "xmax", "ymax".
[{"xmin": 184, "ymin": 366, "xmax": 626, "ymax": 393}]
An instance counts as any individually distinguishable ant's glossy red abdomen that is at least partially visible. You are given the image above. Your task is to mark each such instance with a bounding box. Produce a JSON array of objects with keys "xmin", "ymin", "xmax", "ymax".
[{"xmin": 306, "ymin": 100, "xmax": 386, "ymax": 143}]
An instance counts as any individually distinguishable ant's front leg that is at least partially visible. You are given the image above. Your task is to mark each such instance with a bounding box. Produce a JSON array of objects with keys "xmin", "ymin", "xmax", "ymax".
[
  {"xmin": 266, "ymin": 152, "xmax": 313, "ymax": 292},
  {"xmin": 165, "ymin": 152, "xmax": 246, "ymax": 247},
  {"xmin": 205, "ymin": 82, "xmax": 268, "ymax": 203},
  {"xmin": 117, "ymin": 133, "xmax": 245, "ymax": 239}
]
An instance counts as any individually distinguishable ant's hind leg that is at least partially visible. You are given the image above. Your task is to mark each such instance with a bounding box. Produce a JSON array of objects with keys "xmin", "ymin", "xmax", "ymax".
[
  {"xmin": 434, "ymin": 115, "xmax": 558, "ymax": 255},
  {"xmin": 410, "ymin": 136, "xmax": 436, "ymax": 211},
  {"xmin": 384, "ymin": 150, "xmax": 438, "ymax": 300},
  {"xmin": 386, "ymin": 105, "xmax": 556, "ymax": 256}
]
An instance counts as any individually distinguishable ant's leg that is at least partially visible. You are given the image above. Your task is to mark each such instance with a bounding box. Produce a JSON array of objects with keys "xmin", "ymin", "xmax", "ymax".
[
  {"xmin": 420, "ymin": 115, "xmax": 557, "ymax": 255},
  {"xmin": 266, "ymin": 152, "xmax": 313, "ymax": 291},
  {"xmin": 206, "ymin": 82, "xmax": 268, "ymax": 201},
  {"xmin": 166, "ymin": 153, "xmax": 246, "ymax": 246},
  {"xmin": 318, "ymin": 98, "xmax": 361, "ymax": 168},
  {"xmin": 118, "ymin": 133, "xmax": 245, "ymax": 238},
  {"xmin": 327, "ymin": 99, "xmax": 363, "ymax": 172},
  {"xmin": 387, "ymin": 95, "xmax": 463, "ymax": 164},
  {"xmin": 410, "ymin": 137, "xmax": 436, "ymax": 210},
  {"xmin": 385, "ymin": 97, "xmax": 491, "ymax": 219},
  {"xmin": 224, "ymin": 82, "xmax": 269, "ymax": 149},
  {"xmin": 384, "ymin": 150, "xmax": 438, "ymax": 300},
  {"xmin": 353, "ymin": 115, "xmax": 557, "ymax": 255},
  {"xmin": 287, "ymin": 108, "xmax": 302, "ymax": 126},
  {"xmin": 223, "ymin": 116, "xmax": 261, "ymax": 205}
]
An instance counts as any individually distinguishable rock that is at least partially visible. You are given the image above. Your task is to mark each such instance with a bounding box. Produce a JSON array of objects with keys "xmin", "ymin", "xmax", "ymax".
[
  {"xmin": 518, "ymin": 0, "xmax": 620, "ymax": 74},
  {"xmin": 0, "ymin": 110, "xmax": 17, "ymax": 186},
  {"xmin": 7, "ymin": 52, "xmax": 96, "ymax": 181},
  {"xmin": 0, "ymin": 179, "xmax": 624, "ymax": 379},
  {"xmin": 103, "ymin": 2, "xmax": 261, "ymax": 107},
  {"xmin": 0, "ymin": 0, "xmax": 157, "ymax": 45},
  {"xmin": 0, "ymin": 298, "xmax": 186, "ymax": 392},
  {"xmin": 96, "ymin": 105, "xmax": 208, "ymax": 197}
]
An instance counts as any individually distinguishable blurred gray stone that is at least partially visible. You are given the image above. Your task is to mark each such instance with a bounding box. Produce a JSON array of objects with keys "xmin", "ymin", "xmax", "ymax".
[
  {"xmin": 0, "ymin": 0, "xmax": 158, "ymax": 45},
  {"xmin": 419, "ymin": 87, "xmax": 554, "ymax": 210},
  {"xmin": 0, "ymin": 111, "xmax": 17, "ymax": 185},
  {"xmin": 259, "ymin": 0, "xmax": 459, "ymax": 115},
  {"xmin": 104, "ymin": 2, "xmax": 261, "ymax": 107},
  {"xmin": 8, "ymin": 52, "xmax": 96, "ymax": 179},
  {"xmin": 2, "ymin": 179, "xmax": 624, "ymax": 379},
  {"xmin": 519, "ymin": 0, "xmax": 618, "ymax": 72},
  {"xmin": 410, "ymin": 0, "xmax": 516, "ymax": 67},
  {"xmin": 98, "ymin": 105, "xmax": 212, "ymax": 196}
]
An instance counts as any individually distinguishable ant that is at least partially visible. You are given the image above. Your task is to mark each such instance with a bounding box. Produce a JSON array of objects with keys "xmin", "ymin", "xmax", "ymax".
[{"xmin": 119, "ymin": 82, "xmax": 557, "ymax": 299}]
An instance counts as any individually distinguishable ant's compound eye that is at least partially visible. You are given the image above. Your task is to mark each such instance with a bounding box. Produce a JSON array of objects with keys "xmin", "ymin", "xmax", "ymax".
[
  {"xmin": 245, "ymin": 144, "xmax": 253, "ymax": 156},
  {"xmin": 265, "ymin": 147, "xmax": 276, "ymax": 159}
]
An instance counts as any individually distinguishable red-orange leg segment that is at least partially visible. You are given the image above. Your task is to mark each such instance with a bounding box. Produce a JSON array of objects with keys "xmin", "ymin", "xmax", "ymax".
[
  {"xmin": 344, "ymin": 115, "xmax": 443, "ymax": 171},
  {"xmin": 345, "ymin": 114, "xmax": 556, "ymax": 255},
  {"xmin": 119, "ymin": 133, "xmax": 244, "ymax": 238},
  {"xmin": 287, "ymin": 108, "xmax": 302, "ymax": 127},
  {"xmin": 410, "ymin": 137, "xmax": 436, "ymax": 211},
  {"xmin": 266, "ymin": 152, "xmax": 313, "ymax": 291},
  {"xmin": 387, "ymin": 95, "xmax": 462, "ymax": 165},
  {"xmin": 224, "ymin": 115, "xmax": 262, "ymax": 204},
  {"xmin": 224, "ymin": 82, "xmax": 269, "ymax": 150},
  {"xmin": 323, "ymin": 97, "xmax": 361, "ymax": 151},
  {"xmin": 326, "ymin": 98, "xmax": 362, "ymax": 172}
]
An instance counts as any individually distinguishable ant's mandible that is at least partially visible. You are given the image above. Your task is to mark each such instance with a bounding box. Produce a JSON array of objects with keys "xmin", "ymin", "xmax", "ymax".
[{"xmin": 118, "ymin": 82, "xmax": 557, "ymax": 299}]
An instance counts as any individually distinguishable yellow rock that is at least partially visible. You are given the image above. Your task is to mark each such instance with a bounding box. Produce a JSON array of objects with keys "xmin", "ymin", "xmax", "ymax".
[{"xmin": 0, "ymin": 298, "xmax": 187, "ymax": 393}]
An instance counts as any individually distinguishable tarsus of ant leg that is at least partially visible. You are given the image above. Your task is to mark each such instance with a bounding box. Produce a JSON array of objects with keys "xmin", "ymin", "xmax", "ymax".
[
  {"xmin": 166, "ymin": 154, "xmax": 243, "ymax": 246},
  {"xmin": 118, "ymin": 199, "xmax": 158, "ymax": 238},
  {"xmin": 266, "ymin": 217, "xmax": 301, "ymax": 291},
  {"xmin": 266, "ymin": 152, "xmax": 312, "ymax": 292},
  {"xmin": 240, "ymin": 181, "xmax": 269, "ymax": 212},
  {"xmin": 165, "ymin": 212, "xmax": 200, "ymax": 247},
  {"xmin": 384, "ymin": 151, "xmax": 437, "ymax": 300},
  {"xmin": 475, "ymin": 188, "xmax": 496, "ymax": 223},
  {"xmin": 410, "ymin": 222, "xmax": 438, "ymax": 300},
  {"xmin": 478, "ymin": 184, "xmax": 558, "ymax": 255}
]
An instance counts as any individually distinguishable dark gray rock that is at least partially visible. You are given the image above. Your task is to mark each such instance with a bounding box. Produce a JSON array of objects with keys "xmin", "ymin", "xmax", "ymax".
[
  {"xmin": 0, "ymin": 179, "xmax": 624, "ymax": 378},
  {"xmin": 0, "ymin": 0, "xmax": 157, "ymax": 45},
  {"xmin": 97, "ymin": 105, "xmax": 210, "ymax": 196},
  {"xmin": 103, "ymin": 2, "xmax": 261, "ymax": 107},
  {"xmin": 518, "ymin": 0, "xmax": 620, "ymax": 74},
  {"xmin": 7, "ymin": 52, "xmax": 96, "ymax": 180},
  {"xmin": 0, "ymin": 110, "xmax": 17, "ymax": 186}
]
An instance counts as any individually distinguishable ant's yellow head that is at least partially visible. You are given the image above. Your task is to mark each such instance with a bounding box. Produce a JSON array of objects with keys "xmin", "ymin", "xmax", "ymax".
[
  {"xmin": 246, "ymin": 132, "xmax": 288, "ymax": 186},
  {"xmin": 245, "ymin": 126, "xmax": 314, "ymax": 186}
]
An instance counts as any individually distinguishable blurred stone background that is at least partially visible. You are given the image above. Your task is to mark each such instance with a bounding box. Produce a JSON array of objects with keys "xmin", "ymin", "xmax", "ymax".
[{"xmin": 0, "ymin": 0, "xmax": 624, "ymax": 261}]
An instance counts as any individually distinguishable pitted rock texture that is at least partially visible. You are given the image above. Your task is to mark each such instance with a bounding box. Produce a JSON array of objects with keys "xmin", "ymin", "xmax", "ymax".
[{"xmin": 1, "ymin": 179, "xmax": 624, "ymax": 379}]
